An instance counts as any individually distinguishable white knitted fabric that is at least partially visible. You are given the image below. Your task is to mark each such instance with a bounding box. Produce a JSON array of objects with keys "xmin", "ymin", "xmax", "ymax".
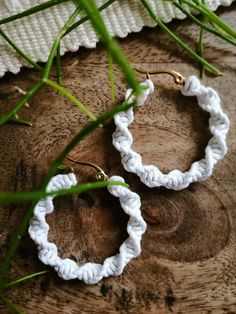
[
  {"xmin": 112, "ymin": 76, "xmax": 230, "ymax": 190},
  {"xmin": 0, "ymin": 0, "xmax": 234, "ymax": 77},
  {"xmin": 28, "ymin": 173, "xmax": 147, "ymax": 284}
]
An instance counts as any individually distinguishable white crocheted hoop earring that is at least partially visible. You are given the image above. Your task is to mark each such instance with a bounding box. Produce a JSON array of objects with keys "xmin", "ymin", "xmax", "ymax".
[
  {"xmin": 28, "ymin": 158, "xmax": 146, "ymax": 284},
  {"xmin": 112, "ymin": 70, "xmax": 230, "ymax": 191}
]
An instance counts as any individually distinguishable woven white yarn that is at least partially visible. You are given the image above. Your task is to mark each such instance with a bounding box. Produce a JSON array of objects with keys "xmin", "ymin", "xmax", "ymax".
[
  {"xmin": 0, "ymin": 0, "xmax": 234, "ymax": 77},
  {"xmin": 112, "ymin": 76, "xmax": 230, "ymax": 190},
  {"xmin": 28, "ymin": 173, "xmax": 147, "ymax": 284}
]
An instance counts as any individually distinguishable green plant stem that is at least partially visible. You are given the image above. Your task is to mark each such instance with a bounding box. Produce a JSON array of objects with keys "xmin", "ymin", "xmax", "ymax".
[
  {"xmin": 43, "ymin": 5, "xmax": 81, "ymax": 79},
  {"xmin": 65, "ymin": 0, "xmax": 117, "ymax": 36},
  {"xmin": 44, "ymin": 79, "xmax": 96, "ymax": 121},
  {"xmin": 44, "ymin": 101, "xmax": 134, "ymax": 186},
  {"xmin": 0, "ymin": 81, "xmax": 44, "ymax": 126},
  {"xmin": 79, "ymin": 0, "xmax": 140, "ymax": 91},
  {"xmin": 3, "ymin": 271, "xmax": 49, "ymax": 289},
  {"xmin": 0, "ymin": 76, "xmax": 96, "ymax": 126},
  {"xmin": 0, "ymin": 181, "xmax": 127, "ymax": 203},
  {"xmin": 9, "ymin": 117, "xmax": 32, "ymax": 127},
  {"xmin": 172, "ymin": 1, "xmax": 236, "ymax": 45},
  {"xmin": 0, "ymin": 0, "xmax": 69, "ymax": 25},
  {"xmin": 0, "ymin": 294, "xmax": 24, "ymax": 314},
  {"xmin": 183, "ymin": 0, "xmax": 236, "ymax": 39},
  {"xmin": 0, "ymin": 99, "xmax": 134, "ymax": 288},
  {"xmin": 198, "ymin": 25, "xmax": 205, "ymax": 78},
  {"xmin": 198, "ymin": 0, "xmax": 205, "ymax": 78},
  {"xmin": 108, "ymin": 52, "xmax": 115, "ymax": 103},
  {"xmin": 56, "ymin": 43, "xmax": 61, "ymax": 85},
  {"xmin": 0, "ymin": 5, "xmax": 83, "ymax": 127},
  {"xmin": 140, "ymin": 0, "xmax": 222, "ymax": 76},
  {"xmin": 0, "ymin": 1, "xmax": 117, "ymax": 128},
  {"xmin": 0, "ymin": 28, "xmax": 42, "ymax": 71}
]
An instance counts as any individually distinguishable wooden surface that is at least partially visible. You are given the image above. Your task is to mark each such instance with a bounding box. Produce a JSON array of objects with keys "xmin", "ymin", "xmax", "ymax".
[{"xmin": 0, "ymin": 5, "xmax": 236, "ymax": 314}]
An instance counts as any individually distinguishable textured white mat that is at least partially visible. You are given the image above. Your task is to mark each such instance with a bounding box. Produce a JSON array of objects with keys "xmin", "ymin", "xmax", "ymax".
[{"xmin": 0, "ymin": 0, "xmax": 234, "ymax": 77}]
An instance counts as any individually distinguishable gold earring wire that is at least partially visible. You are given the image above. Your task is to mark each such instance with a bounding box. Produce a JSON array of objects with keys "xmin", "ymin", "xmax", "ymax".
[
  {"xmin": 134, "ymin": 68, "xmax": 185, "ymax": 85},
  {"xmin": 66, "ymin": 156, "xmax": 108, "ymax": 182}
]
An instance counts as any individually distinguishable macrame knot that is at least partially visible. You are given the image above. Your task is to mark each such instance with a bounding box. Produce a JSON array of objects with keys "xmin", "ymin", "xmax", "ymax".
[
  {"xmin": 125, "ymin": 88, "xmax": 135, "ymax": 104},
  {"xmin": 114, "ymin": 109, "xmax": 133, "ymax": 125},
  {"xmin": 113, "ymin": 129, "xmax": 133, "ymax": 151},
  {"xmin": 140, "ymin": 165, "xmax": 162, "ymax": 188},
  {"xmin": 137, "ymin": 79, "xmax": 155, "ymax": 107},
  {"xmin": 46, "ymin": 173, "xmax": 77, "ymax": 193},
  {"xmin": 123, "ymin": 151, "xmax": 142, "ymax": 172},
  {"xmin": 163, "ymin": 170, "xmax": 187, "ymax": 190},
  {"xmin": 55, "ymin": 259, "xmax": 78, "ymax": 280},
  {"xmin": 80, "ymin": 263, "xmax": 103, "ymax": 284},
  {"xmin": 102, "ymin": 257, "xmax": 118, "ymax": 276},
  {"xmin": 122, "ymin": 194, "xmax": 141, "ymax": 214},
  {"xmin": 209, "ymin": 112, "xmax": 229, "ymax": 136},
  {"xmin": 198, "ymin": 87, "xmax": 221, "ymax": 112},
  {"xmin": 44, "ymin": 197, "xmax": 54, "ymax": 214},
  {"xmin": 182, "ymin": 76, "xmax": 202, "ymax": 96},
  {"xmin": 196, "ymin": 159, "xmax": 212, "ymax": 180},
  {"xmin": 125, "ymin": 80, "xmax": 154, "ymax": 107},
  {"xmin": 144, "ymin": 79, "xmax": 155, "ymax": 94},
  {"xmin": 107, "ymin": 176, "xmax": 125, "ymax": 196},
  {"xmin": 208, "ymin": 135, "xmax": 227, "ymax": 160},
  {"xmin": 39, "ymin": 244, "xmax": 58, "ymax": 265},
  {"xmin": 30, "ymin": 218, "xmax": 49, "ymax": 233},
  {"xmin": 113, "ymin": 257, "xmax": 125, "ymax": 276}
]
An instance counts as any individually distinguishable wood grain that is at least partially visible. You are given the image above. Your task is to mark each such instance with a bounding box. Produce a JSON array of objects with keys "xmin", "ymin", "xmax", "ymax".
[{"xmin": 0, "ymin": 5, "xmax": 236, "ymax": 314}]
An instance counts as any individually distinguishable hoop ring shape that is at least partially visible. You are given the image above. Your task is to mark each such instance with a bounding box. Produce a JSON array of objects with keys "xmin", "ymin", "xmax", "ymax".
[
  {"xmin": 28, "ymin": 173, "xmax": 146, "ymax": 284},
  {"xmin": 112, "ymin": 76, "xmax": 230, "ymax": 190}
]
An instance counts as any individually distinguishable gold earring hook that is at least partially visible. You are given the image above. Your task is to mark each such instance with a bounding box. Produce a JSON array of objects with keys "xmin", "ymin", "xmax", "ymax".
[
  {"xmin": 66, "ymin": 156, "xmax": 108, "ymax": 182},
  {"xmin": 134, "ymin": 68, "xmax": 185, "ymax": 86}
]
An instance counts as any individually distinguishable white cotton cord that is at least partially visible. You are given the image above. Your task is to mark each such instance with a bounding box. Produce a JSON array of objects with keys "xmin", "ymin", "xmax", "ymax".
[
  {"xmin": 0, "ymin": 0, "xmax": 234, "ymax": 77},
  {"xmin": 112, "ymin": 76, "xmax": 230, "ymax": 191},
  {"xmin": 4, "ymin": 0, "xmax": 22, "ymax": 11},
  {"xmin": 28, "ymin": 173, "xmax": 146, "ymax": 284}
]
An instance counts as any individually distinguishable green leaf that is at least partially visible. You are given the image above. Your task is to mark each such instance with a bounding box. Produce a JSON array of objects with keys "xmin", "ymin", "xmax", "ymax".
[
  {"xmin": 172, "ymin": 1, "xmax": 236, "ymax": 46},
  {"xmin": 0, "ymin": 4, "xmax": 86, "ymax": 127},
  {"xmin": 140, "ymin": 0, "xmax": 222, "ymax": 76},
  {"xmin": 182, "ymin": 0, "xmax": 236, "ymax": 39},
  {"xmin": 57, "ymin": 163, "xmax": 69, "ymax": 170},
  {"xmin": 3, "ymin": 271, "xmax": 49, "ymax": 289},
  {"xmin": 43, "ymin": 79, "xmax": 97, "ymax": 121},
  {"xmin": 0, "ymin": 294, "xmax": 24, "ymax": 314},
  {"xmin": 0, "ymin": 181, "xmax": 128, "ymax": 203},
  {"xmin": 65, "ymin": 0, "xmax": 117, "ymax": 36},
  {"xmin": 78, "ymin": 0, "xmax": 140, "ymax": 92},
  {"xmin": 56, "ymin": 42, "xmax": 61, "ymax": 85},
  {"xmin": 43, "ymin": 5, "xmax": 81, "ymax": 79},
  {"xmin": 9, "ymin": 116, "xmax": 32, "ymax": 127},
  {"xmin": 0, "ymin": 81, "xmax": 44, "ymax": 126},
  {"xmin": 198, "ymin": 26, "xmax": 205, "ymax": 78}
]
